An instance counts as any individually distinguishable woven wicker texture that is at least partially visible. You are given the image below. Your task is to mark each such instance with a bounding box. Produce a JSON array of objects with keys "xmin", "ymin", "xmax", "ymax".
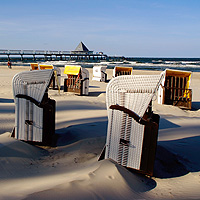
[
  {"xmin": 105, "ymin": 74, "xmax": 163, "ymax": 169},
  {"xmin": 12, "ymin": 69, "xmax": 53, "ymax": 103},
  {"xmin": 12, "ymin": 70, "xmax": 53, "ymax": 142}
]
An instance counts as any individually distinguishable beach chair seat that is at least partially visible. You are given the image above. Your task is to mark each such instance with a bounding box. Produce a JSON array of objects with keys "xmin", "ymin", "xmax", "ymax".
[
  {"xmin": 63, "ymin": 65, "xmax": 89, "ymax": 95},
  {"xmin": 92, "ymin": 65, "xmax": 107, "ymax": 82},
  {"xmin": 113, "ymin": 66, "xmax": 133, "ymax": 77},
  {"xmin": 12, "ymin": 70, "xmax": 55, "ymax": 145},
  {"xmin": 158, "ymin": 69, "xmax": 192, "ymax": 109},
  {"xmin": 100, "ymin": 74, "xmax": 163, "ymax": 176}
]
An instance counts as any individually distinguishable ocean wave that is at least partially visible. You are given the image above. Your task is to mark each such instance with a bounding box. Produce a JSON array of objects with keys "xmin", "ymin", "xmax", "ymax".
[{"xmin": 1, "ymin": 57, "xmax": 200, "ymax": 72}]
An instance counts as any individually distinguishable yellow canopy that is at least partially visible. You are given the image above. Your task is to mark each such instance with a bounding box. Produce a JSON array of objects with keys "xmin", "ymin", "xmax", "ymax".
[
  {"xmin": 165, "ymin": 69, "xmax": 191, "ymax": 89},
  {"xmin": 165, "ymin": 69, "xmax": 192, "ymax": 99},
  {"xmin": 115, "ymin": 66, "xmax": 133, "ymax": 74},
  {"xmin": 39, "ymin": 65, "xmax": 54, "ymax": 70},
  {"xmin": 64, "ymin": 66, "xmax": 81, "ymax": 75},
  {"xmin": 30, "ymin": 63, "xmax": 39, "ymax": 70}
]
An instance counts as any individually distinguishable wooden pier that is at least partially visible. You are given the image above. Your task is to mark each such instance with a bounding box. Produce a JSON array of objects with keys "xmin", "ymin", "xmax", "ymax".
[{"xmin": 0, "ymin": 49, "xmax": 107, "ymax": 61}]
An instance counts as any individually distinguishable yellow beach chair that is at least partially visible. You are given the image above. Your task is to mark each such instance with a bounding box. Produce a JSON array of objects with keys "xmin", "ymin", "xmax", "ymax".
[
  {"xmin": 30, "ymin": 63, "xmax": 39, "ymax": 70},
  {"xmin": 158, "ymin": 69, "xmax": 192, "ymax": 109},
  {"xmin": 63, "ymin": 65, "xmax": 89, "ymax": 95},
  {"xmin": 39, "ymin": 64, "xmax": 54, "ymax": 70},
  {"xmin": 30, "ymin": 64, "xmax": 61, "ymax": 91},
  {"xmin": 113, "ymin": 66, "xmax": 133, "ymax": 77}
]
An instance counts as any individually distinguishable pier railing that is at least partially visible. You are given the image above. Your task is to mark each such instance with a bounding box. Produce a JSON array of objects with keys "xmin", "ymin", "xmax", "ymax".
[
  {"xmin": 0, "ymin": 49, "xmax": 107, "ymax": 61},
  {"xmin": 0, "ymin": 49, "xmax": 72, "ymax": 55}
]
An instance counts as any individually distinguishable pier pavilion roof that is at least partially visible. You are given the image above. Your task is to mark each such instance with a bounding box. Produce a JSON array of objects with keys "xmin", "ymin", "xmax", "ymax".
[
  {"xmin": 71, "ymin": 42, "xmax": 93, "ymax": 54},
  {"xmin": 75, "ymin": 42, "xmax": 89, "ymax": 52}
]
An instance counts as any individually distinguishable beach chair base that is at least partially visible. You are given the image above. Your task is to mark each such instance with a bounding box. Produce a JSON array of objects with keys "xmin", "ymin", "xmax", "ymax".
[
  {"xmin": 64, "ymin": 77, "xmax": 83, "ymax": 95},
  {"xmin": 42, "ymin": 97, "xmax": 56, "ymax": 146},
  {"xmin": 164, "ymin": 87, "xmax": 192, "ymax": 109},
  {"xmin": 99, "ymin": 106, "xmax": 160, "ymax": 176},
  {"xmin": 12, "ymin": 94, "xmax": 55, "ymax": 146},
  {"xmin": 158, "ymin": 69, "xmax": 192, "ymax": 110}
]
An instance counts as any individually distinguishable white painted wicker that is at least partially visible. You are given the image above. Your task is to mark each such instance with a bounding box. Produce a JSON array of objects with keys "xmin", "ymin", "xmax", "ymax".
[
  {"xmin": 92, "ymin": 65, "xmax": 107, "ymax": 82},
  {"xmin": 13, "ymin": 70, "xmax": 53, "ymax": 102},
  {"xmin": 12, "ymin": 70, "xmax": 54, "ymax": 142},
  {"xmin": 105, "ymin": 74, "xmax": 163, "ymax": 170},
  {"xmin": 81, "ymin": 68, "xmax": 89, "ymax": 95}
]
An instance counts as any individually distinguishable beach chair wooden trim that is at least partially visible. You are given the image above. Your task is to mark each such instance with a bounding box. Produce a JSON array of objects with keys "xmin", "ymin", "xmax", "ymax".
[
  {"xmin": 109, "ymin": 104, "xmax": 157, "ymax": 127},
  {"xmin": 16, "ymin": 94, "xmax": 43, "ymax": 108}
]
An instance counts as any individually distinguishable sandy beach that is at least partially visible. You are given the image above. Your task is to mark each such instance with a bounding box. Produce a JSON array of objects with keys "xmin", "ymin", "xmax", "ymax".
[{"xmin": 0, "ymin": 65, "xmax": 200, "ymax": 200}]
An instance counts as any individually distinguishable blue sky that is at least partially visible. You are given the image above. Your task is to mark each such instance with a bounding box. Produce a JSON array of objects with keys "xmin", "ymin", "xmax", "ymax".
[{"xmin": 0, "ymin": 0, "xmax": 200, "ymax": 57}]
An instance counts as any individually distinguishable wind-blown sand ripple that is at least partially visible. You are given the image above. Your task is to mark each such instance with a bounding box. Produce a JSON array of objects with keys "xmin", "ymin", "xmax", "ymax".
[{"xmin": 0, "ymin": 66, "xmax": 200, "ymax": 199}]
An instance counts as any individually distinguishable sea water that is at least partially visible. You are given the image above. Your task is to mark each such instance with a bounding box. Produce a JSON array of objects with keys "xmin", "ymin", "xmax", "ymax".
[{"xmin": 0, "ymin": 56, "xmax": 200, "ymax": 72}]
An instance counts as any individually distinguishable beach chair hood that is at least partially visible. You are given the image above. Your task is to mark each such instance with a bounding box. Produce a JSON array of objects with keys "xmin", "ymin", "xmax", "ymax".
[
  {"xmin": 106, "ymin": 74, "xmax": 163, "ymax": 117},
  {"xmin": 12, "ymin": 69, "xmax": 54, "ymax": 103}
]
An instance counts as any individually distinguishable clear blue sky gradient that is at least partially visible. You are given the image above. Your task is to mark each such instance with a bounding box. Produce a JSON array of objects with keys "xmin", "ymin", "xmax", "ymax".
[{"xmin": 0, "ymin": 0, "xmax": 200, "ymax": 57}]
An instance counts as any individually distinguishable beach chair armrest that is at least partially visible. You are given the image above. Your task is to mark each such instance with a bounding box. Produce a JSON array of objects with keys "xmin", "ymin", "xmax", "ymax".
[
  {"xmin": 16, "ymin": 94, "xmax": 43, "ymax": 108},
  {"xmin": 109, "ymin": 105, "xmax": 153, "ymax": 126},
  {"xmin": 81, "ymin": 77, "xmax": 89, "ymax": 82},
  {"xmin": 101, "ymin": 71, "xmax": 107, "ymax": 75}
]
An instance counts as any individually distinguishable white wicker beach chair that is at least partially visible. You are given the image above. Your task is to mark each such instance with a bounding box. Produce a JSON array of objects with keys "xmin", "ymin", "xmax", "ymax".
[
  {"xmin": 12, "ymin": 70, "xmax": 55, "ymax": 145},
  {"xmin": 92, "ymin": 65, "xmax": 107, "ymax": 82},
  {"xmin": 101, "ymin": 74, "xmax": 164, "ymax": 176}
]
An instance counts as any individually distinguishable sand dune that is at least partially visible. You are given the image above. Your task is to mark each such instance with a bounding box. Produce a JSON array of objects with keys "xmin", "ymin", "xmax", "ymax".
[{"xmin": 0, "ymin": 66, "xmax": 200, "ymax": 199}]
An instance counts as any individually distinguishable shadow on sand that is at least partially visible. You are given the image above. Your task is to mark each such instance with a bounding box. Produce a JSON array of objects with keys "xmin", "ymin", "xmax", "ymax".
[
  {"xmin": 154, "ymin": 135, "xmax": 200, "ymax": 178},
  {"xmin": 56, "ymin": 120, "xmax": 107, "ymax": 147},
  {"xmin": 56, "ymin": 116, "xmax": 200, "ymax": 180},
  {"xmin": 0, "ymin": 98, "xmax": 14, "ymax": 103},
  {"xmin": 191, "ymin": 101, "xmax": 200, "ymax": 110},
  {"xmin": 89, "ymin": 91, "xmax": 106, "ymax": 97}
]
